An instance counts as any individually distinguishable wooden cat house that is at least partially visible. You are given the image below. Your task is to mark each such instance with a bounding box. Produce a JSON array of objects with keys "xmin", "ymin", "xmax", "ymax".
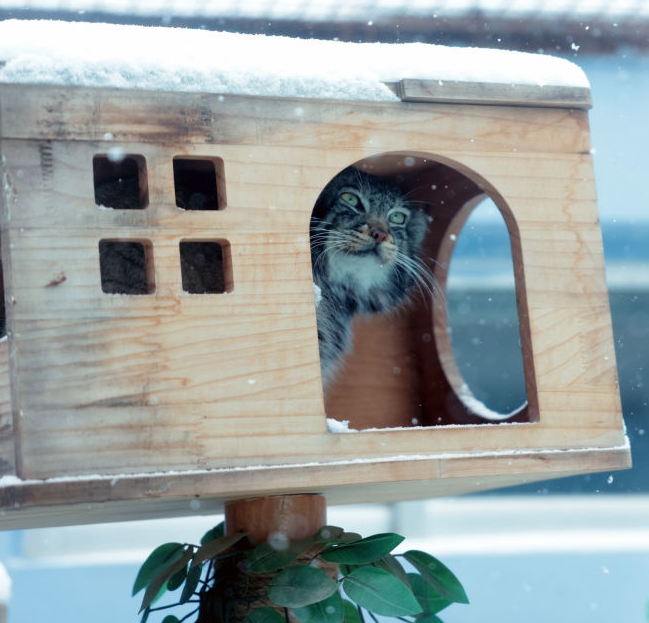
[{"xmin": 0, "ymin": 27, "xmax": 630, "ymax": 529}]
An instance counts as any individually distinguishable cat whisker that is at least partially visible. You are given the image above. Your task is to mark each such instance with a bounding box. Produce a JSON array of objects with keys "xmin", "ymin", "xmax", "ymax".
[{"xmin": 394, "ymin": 252, "xmax": 446, "ymax": 307}]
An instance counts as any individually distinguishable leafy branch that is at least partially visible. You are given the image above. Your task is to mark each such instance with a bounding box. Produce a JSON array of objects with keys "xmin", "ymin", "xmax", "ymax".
[{"xmin": 133, "ymin": 523, "xmax": 468, "ymax": 623}]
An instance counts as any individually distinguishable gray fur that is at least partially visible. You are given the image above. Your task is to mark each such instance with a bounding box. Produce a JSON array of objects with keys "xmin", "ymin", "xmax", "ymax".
[{"xmin": 310, "ymin": 166, "xmax": 430, "ymax": 389}]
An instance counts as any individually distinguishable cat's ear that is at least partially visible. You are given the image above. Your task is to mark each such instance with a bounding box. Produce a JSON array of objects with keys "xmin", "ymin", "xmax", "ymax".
[
  {"xmin": 313, "ymin": 182, "xmax": 338, "ymax": 220},
  {"xmin": 336, "ymin": 166, "xmax": 366, "ymax": 189}
]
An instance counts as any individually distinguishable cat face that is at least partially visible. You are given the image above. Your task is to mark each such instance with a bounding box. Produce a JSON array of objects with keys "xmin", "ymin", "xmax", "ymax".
[{"xmin": 311, "ymin": 167, "xmax": 429, "ymax": 300}]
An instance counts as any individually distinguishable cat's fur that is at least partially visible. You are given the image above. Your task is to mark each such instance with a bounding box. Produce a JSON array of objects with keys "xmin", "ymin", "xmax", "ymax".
[{"xmin": 310, "ymin": 166, "xmax": 430, "ymax": 388}]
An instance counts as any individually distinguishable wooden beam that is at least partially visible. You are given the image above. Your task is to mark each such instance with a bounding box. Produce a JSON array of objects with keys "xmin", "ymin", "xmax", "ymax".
[
  {"xmin": 395, "ymin": 79, "xmax": 592, "ymax": 109},
  {"xmin": 0, "ymin": 444, "xmax": 631, "ymax": 530}
]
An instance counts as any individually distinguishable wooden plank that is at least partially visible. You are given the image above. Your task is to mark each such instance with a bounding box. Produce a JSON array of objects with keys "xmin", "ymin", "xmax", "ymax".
[
  {"xmin": 15, "ymin": 397, "xmax": 628, "ymax": 479},
  {"xmin": 396, "ymin": 79, "xmax": 593, "ymax": 110},
  {"xmin": 0, "ymin": 338, "xmax": 15, "ymax": 477},
  {"xmin": 0, "ymin": 127, "xmax": 17, "ymax": 477},
  {"xmin": 0, "ymin": 443, "xmax": 631, "ymax": 530},
  {"xmin": 0, "ymin": 84, "xmax": 592, "ymax": 154},
  {"xmin": 1, "ymin": 140, "xmax": 625, "ymax": 479}
]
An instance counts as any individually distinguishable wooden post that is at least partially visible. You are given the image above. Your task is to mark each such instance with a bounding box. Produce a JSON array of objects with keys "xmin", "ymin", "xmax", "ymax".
[
  {"xmin": 225, "ymin": 494, "xmax": 327, "ymax": 541},
  {"xmin": 199, "ymin": 494, "xmax": 330, "ymax": 623}
]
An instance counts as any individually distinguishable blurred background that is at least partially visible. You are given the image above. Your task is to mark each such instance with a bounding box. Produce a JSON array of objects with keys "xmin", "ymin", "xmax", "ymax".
[{"xmin": 0, "ymin": 1, "xmax": 647, "ymax": 621}]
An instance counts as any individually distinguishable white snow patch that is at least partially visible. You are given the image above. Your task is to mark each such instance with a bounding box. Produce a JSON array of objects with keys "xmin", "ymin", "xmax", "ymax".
[
  {"xmin": 0, "ymin": 474, "xmax": 23, "ymax": 486},
  {"xmin": 0, "ymin": 20, "xmax": 589, "ymax": 100},
  {"xmin": 326, "ymin": 417, "xmax": 352, "ymax": 432},
  {"xmin": 313, "ymin": 282, "xmax": 322, "ymax": 308},
  {"xmin": 459, "ymin": 383, "xmax": 525, "ymax": 421}
]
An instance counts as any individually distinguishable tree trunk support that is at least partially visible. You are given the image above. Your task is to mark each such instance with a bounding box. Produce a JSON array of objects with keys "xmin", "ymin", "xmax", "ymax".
[
  {"xmin": 200, "ymin": 494, "xmax": 328, "ymax": 623},
  {"xmin": 225, "ymin": 494, "xmax": 327, "ymax": 541}
]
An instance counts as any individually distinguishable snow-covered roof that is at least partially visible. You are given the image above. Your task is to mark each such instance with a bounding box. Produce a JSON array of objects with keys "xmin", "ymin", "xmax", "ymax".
[{"xmin": 0, "ymin": 20, "xmax": 588, "ymax": 100}]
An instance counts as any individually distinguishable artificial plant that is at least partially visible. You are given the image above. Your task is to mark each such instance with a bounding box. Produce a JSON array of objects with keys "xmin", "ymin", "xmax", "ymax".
[{"xmin": 133, "ymin": 522, "xmax": 468, "ymax": 623}]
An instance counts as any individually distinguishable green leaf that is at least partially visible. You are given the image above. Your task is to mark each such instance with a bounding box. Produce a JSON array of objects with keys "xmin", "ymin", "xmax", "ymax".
[
  {"xmin": 161, "ymin": 616, "xmax": 180, "ymax": 623},
  {"xmin": 268, "ymin": 564, "xmax": 338, "ymax": 608},
  {"xmin": 407, "ymin": 573, "xmax": 452, "ymax": 614},
  {"xmin": 342, "ymin": 567, "xmax": 422, "ymax": 617},
  {"xmin": 320, "ymin": 533, "xmax": 404, "ymax": 565},
  {"xmin": 139, "ymin": 548, "xmax": 194, "ymax": 613},
  {"xmin": 373, "ymin": 554, "xmax": 410, "ymax": 588},
  {"xmin": 167, "ymin": 565, "xmax": 187, "ymax": 592},
  {"xmin": 245, "ymin": 536, "xmax": 313, "ymax": 574},
  {"xmin": 415, "ymin": 614, "xmax": 444, "ymax": 623},
  {"xmin": 314, "ymin": 526, "xmax": 345, "ymax": 545},
  {"xmin": 293, "ymin": 590, "xmax": 343, "ymax": 623},
  {"xmin": 201, "ymin": 522, "xmax": 225, "ymax": 545},
  {"xmin": 244, "ymin": 607, "xmax": 286, "ymax": 623},
  {"xmin": 180, "ymin": 563, "xmax": 203, "ymax": 604},
  {"xmin": 133, "ymin": 543, "xmax": 186, "ymax": 596},
  {"xmin": 191, "ymin": 532, "xmax": 249, "ymax": 568},
  {"xmin": 342, "ymin": 600, "xmax": 362, "ymax": 623},
  {"xmin": 246, "ymin": 542, "xmax": 299, "ymax": 573},
  {"xmin": 312, "ymin": 527, "xmax": 360, "ymax": 547},
  {"xmin": 338, "ymin": 533, "xmax": 362, "ymax": 545},
  {"xmin": 403, "ymin": 551, "xmax": 469, "ymax": 605}
]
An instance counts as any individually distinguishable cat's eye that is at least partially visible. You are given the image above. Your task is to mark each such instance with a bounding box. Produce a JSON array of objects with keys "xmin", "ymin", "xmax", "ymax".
[
  {"xmin": 340, "ymin": 191, "xmax": 361, "ymax": 209},
  {"xmin": 388, "ymin": 208, "xmax": 409, "ymax": 225}
]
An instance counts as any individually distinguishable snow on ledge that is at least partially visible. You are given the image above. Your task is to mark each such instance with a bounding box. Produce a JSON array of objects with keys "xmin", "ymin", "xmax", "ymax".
[{"xmin": 0, "ymin": 20, "xmax": 589, "ymax": 100}]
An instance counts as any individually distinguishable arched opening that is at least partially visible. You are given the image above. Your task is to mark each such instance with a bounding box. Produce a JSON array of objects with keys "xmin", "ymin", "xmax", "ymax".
[
  {"xmin": 314, "ymin": 152, "xmax": 536, "ymax": 429},
  {"xmin": 442, "ymin": 196, "xmax": 528, "ymax": 419}
]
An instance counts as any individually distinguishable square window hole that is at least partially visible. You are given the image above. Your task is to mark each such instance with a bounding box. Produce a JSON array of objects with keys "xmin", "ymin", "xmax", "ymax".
[
  {"xmin": 99, "ymin": 240, "xmax": 154, "ymax": 294},
  {"xmin": 173, "ymin": 157, "xmax": 226, "ymax": 210},
  {"xmin": 180, "ymin": 241, "xmax": 232, "ymax": 294},
  {"xmin": 93, "ymin": 154, "xmax": 148, "ymax": 209}
]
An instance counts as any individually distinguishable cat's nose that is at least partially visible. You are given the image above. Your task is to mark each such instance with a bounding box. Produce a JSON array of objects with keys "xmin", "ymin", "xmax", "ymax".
[{"xmin": 370, "ymin": 226, "xmax": 389, "ymax": 244}]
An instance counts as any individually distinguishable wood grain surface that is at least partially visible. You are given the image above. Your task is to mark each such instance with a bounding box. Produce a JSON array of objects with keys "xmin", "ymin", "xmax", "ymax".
[{"xmin": 0, "ymin": 83, "xmax": 629, "ymax": 527}]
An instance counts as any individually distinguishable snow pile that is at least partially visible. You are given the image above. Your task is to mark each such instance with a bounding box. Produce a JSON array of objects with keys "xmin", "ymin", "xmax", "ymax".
[
  {"xmin": 0, "ymin": 20, "xmax": 589, "ymax": 99},
  {"xmin": 326, "ymin": 417, "xmax": 352, "ymax": 432}
]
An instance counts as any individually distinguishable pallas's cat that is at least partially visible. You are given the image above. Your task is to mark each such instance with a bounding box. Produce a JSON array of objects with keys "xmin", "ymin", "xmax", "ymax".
[{"xmin": 310, "ymin": 166, "xmax": 431, "ymax": 389}]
